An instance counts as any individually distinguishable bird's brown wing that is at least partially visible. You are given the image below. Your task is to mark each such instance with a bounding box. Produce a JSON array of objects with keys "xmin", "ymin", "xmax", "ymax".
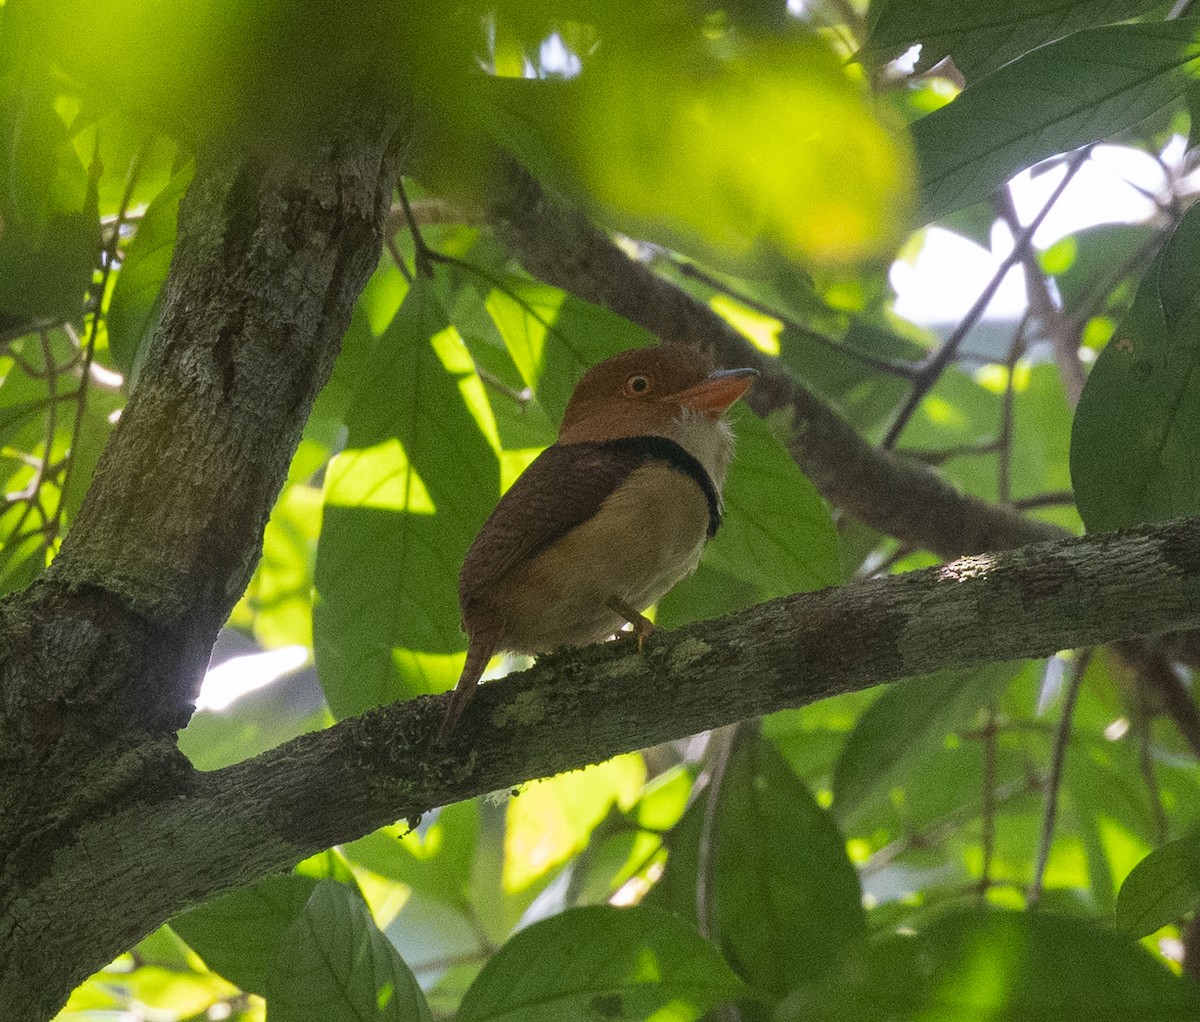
[
  {"xmin": 459, "ymin": 442, "xmax": 641, "ymax": 608},
  {"xmin": 458, "ymin": 437, "xmax": 721, "ymax": 613}
]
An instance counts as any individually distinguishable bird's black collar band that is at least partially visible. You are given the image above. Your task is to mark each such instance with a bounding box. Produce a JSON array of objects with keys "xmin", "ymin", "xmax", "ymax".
[{"xmin": 598, "ymin": 435, "xmax": 723, "ymax": 537}]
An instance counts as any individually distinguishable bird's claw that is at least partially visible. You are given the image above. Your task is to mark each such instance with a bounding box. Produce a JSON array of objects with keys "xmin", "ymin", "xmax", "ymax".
[{"xmin": 608, "ymin": 596, "xmax": 654, "ymax": 652}]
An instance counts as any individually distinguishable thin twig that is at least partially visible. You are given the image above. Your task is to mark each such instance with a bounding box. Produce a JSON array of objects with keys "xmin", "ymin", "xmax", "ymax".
[
  {"xmin": 51, "ymin": 140, "xmax": 148, "ymax": 540},
  {"xmin": 34, "ymin": 330, "xmax": 59, "ymax": 543},
  {"xmin": 1010, "ymin": 491, "xmax": 1075, "ymax": 511},
  {"xmin": 994, "ymin": 190, "xmax": 1085, "ymax": 406},
  {"xmin": 904, "ymin": 439, "xmax": 1000, "ymax": 466},
  {"xmin": 997, "ymin": 319, "xmax": 1028, "ymax": 505},
  {"xmin": 978, "ymin": 703, "xmax": 999, "ymax": 903},
  {"xmin": 477, "ymin": 367, "xmax": 532, "ymax": 407},
  {"xmin": 395, "ymin": 177, "xmax": 436, "ymax": 279},
  {"xmin": 883, "ymin": 147, "xmax": 1092, "ymax": 449},
  {"xmin": 696, "ymin": 724, "xmax": 738, "ymax": 942},
  {"xmin": 385, "ymin": 233, "xmax": 415, "ymax": 284},
  {"xmin": 1029, "ymin": 649, "xmax": 1092, "ymax": 907},
  {"xmin": 1133, "ymin": 687, "xmax": 1168, "ymax": 846},
  {"xmin": 695, "ymin": 724, "xmax": 742, "ymax": 1022},
  {"xmin": 863, "ymin": 777, "xmax": 1035, "ymax": 876}
]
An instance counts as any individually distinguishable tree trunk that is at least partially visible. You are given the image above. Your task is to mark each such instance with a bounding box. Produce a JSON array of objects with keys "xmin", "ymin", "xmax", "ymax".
[{"xmin": 0, "ymin": 89, "xmax": 401, "ymax": 1018}]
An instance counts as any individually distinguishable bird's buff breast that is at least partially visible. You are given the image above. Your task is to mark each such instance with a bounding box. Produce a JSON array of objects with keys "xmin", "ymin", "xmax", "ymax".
[{"xmin": 496, "ymin": 463, "xmax": 711, "ymax": 653}]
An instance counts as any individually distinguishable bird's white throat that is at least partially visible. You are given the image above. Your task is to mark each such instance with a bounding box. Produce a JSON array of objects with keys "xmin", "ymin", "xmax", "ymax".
[{"xmin": 661, "ymin": 411, "xmax": 737, "ymax": 492}]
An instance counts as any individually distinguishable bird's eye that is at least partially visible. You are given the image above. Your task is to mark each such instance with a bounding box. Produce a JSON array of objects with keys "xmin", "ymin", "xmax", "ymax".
[{"xmin": 625, "ymin": 374, "xmax": 652, "ymax": 396}]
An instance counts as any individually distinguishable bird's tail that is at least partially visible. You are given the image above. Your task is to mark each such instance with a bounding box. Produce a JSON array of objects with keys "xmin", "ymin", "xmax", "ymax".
[{"xmin": 438, "ymin": 636, "xmax": 493, "ymax": 741}]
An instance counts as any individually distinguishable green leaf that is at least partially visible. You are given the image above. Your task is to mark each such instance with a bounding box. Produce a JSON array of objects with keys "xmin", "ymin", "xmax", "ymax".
[
  {"xmin": 455, "ymin": 904, "xmax": 744, "ymax": 1022},
  {"xmin": 781, "ymin": 909, "xmax": 1200, "ymax": 1021},
  {"xmin": 266, "ymin": 879, "xmax": 432, "ymax": 1022},
  {"xmin": 480, "ymin": 33, "xmax": 914, "ymax": 270},
  {"xmin": 1064, "ymin": 735, "xmax": 1159, "ymax": 912},
  {"xmin": 866, "ymin": 1, "xmax": 1163, "ymax": 81},
  {"xmin": 1044, "ymin": 222, "xmax": 1156, "ymax": 320},
  {"xmin": 719, "ymin": 733, "xmax": 866, "ymax": 992},
  {"xmin": 832, "ymin": 661, "xmax": 1024, "ymax": 822},
  {"xmin": 916, "ymin": 909, "xmax": 1200, "ymax": 1020},
  {"xmin": 0, "ymin": 91, "xmax": 98, "ymax": 322},
  {"xmin": 344, "ymin": 801, "xmax": 479, "ymax": 911},
  {"xmin": 1070, "ymin": 201, "xmax": 1200, "ymax": 531},
  {"xmin": 657, "ymin": 405, "xmax": 840, "ymax": 626},
  {"xmin": 912, "ymin": 20, "xmax": 1200, "ymax": 223},
  {"xmin": 171, "ymin": 874, "xmax": 318, "ymax": 996},
  {"xmin": 651, "ymin": 731, "xmax": 864, "ymax": 994},
  {"xmin": 485, "ymin": 280, "xmax": 653, "ymax": 423},
  {"xmin": 1117, "ymin": 834, "xmax": 1200, "ymax": 938},
  {"xmin": 237, "ymin": 481, "xmax": 322, "ymax": 650},
  {"xmin": 776, "ymin": 932, "xmax": 925, "ymax": 1021},
  {"xmin": 503, "ymin": 755, "xmax": 644, "ymax": 893},
  {"xmin": 107, "ymin": 163, "xmax": 191, "ymax": 376},
  {"xmin": 313, "ymin": 278, "xmax": 499, "ymax": 716}
]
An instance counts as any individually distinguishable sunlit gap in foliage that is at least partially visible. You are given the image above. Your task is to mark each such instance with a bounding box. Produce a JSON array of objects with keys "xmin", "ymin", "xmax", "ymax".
[
  {"xmin": 481, "ymin": 14, "xmax": 582, "ymax": 80},
  {"xmin": 892, "ymin": 138, "xmax": 1200, "ymax": 355},
  {"xmin": 540, "ymin": 32, "xmax": 581, "ymax": 78},
  {"xmin": 196, "ymin": 646, "xmax": 308, "ymax": 712}
]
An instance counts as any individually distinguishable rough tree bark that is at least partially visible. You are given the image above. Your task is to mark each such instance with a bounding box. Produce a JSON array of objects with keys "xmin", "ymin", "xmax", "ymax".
[{"xmin": 0, "ymin": 88, "xmax": 402, "ymax": 1018}]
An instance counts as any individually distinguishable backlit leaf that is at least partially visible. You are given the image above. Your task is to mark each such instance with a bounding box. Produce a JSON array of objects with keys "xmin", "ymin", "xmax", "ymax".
[
  {"xmin": 314, "ymin": 278, "xmax": 499, "ymax": 716},
  {"xmin": 172, "ymin": 874, "xmax": 318, "ymax": 996},
  {"xmin": 832, "ymin": 661, "xmax": 1026, "ymax": 822},
  {"xmin": 1117, "ymin": 834, "xmax": 1200, "ymax": 938},
  {"xmin": 483, "ymin": 33, "xmax": 914, "ymax": 270}
]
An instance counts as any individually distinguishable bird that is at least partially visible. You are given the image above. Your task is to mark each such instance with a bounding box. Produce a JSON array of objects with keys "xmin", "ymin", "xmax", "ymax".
[{"xmin": 439, "ymin": 342, "xmax": 757, "ymax": 736}]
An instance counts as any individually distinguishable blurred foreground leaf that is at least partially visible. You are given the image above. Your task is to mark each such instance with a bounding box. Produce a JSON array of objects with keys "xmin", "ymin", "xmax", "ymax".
[{"xmin": 484, "ymin": 33, "xmax": 914, "ymax": 270}]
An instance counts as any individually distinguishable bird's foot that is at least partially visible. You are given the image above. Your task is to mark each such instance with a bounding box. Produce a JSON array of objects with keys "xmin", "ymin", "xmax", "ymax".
[{"xmin": 607, "ymin": 596, "xmax": 655, "ymax": 652}]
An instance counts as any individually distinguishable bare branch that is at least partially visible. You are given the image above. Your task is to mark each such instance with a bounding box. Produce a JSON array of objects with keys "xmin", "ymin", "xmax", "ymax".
[{"xmin": 7, "ymin": 513, "xmax": 1200, "ymax": 1012}]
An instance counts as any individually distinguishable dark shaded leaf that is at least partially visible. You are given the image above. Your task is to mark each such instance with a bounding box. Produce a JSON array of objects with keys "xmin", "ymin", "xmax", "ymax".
[
  {"xmin": 1070, "ymin": 201, "xmax": 1200, "ymax": 531},
  {"xmin": 867, "ymin": 0, "xmax": 1163, "ymax": 80},
  {"xmin": 833, "ymin": 661, "xmax": 1025, "ymax": 821},
  {"xmin": 652, "ymin": 731, "xmax": 864, "ymax": 994},
  {"xmin": 172, "ymin": 874, "xmax": 318, "ymax": 996}
]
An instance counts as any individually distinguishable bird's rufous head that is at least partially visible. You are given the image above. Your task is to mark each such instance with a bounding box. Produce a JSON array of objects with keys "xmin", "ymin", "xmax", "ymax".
[{"xmin": 557, "ymin": 344, "xmax": 757, "ymax": 444}]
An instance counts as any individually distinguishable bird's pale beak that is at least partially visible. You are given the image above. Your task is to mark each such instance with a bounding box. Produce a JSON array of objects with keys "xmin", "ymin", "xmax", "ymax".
[{"xmin": 672, "ymin": 367, "xmax": 758, "ymax": 416}]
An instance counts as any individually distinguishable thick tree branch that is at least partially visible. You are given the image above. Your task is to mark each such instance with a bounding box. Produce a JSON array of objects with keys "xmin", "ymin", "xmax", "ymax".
[
  {"xmin": 8, "ymin": 514, "xmax": 1200, "ymax": 1017},
  {"xmin": 481, "ymin": 156, "xmax": 1068, "ymax": 559}
]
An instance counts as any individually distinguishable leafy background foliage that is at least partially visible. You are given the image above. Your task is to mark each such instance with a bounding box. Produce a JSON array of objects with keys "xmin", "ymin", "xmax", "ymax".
[{"xmin": 7, "ymin": 0, "xmax": 1200, "ymax": 1018}]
